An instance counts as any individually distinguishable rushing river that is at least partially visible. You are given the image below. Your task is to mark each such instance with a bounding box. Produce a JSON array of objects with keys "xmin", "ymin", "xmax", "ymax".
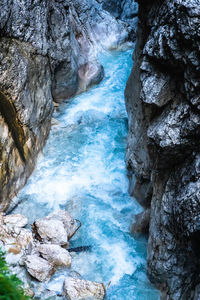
[{"xmin": 12, "ymin": 50, "xmax": 160, "ymax": 299}]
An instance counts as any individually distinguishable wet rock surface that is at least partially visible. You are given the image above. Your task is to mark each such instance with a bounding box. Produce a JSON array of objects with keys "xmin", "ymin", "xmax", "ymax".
[
  {"xmin": 125, "ymin": 0, "xmax": 200, "ymax": 299},
  {"xmin": 0, "ymin": 0, "xmax": 137, "ymax": 212},
  {"xmin": 131, "ymin": 209, "xmax": 150, "ymax": 235}
]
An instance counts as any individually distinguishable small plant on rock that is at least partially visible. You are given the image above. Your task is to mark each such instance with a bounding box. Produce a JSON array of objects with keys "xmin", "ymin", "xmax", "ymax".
[{"xmin": 0, "ymin": 249, "xmax": 30, "ymax": 300}]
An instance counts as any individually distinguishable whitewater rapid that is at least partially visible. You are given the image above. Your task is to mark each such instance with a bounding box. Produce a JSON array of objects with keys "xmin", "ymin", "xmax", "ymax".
[{"xmin": 12, "ymin": 50, "xmax": 160, "ymax": 299}]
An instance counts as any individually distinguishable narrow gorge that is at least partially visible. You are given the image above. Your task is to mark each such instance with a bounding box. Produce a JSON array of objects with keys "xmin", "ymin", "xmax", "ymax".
[{"xmin": 0, "ymin": 0, "xmax": 199, "ymax": 300}]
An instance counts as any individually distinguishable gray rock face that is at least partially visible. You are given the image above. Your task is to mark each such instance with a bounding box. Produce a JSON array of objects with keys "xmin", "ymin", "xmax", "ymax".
[
  {"xmin": 1, "ymin": 0, "xmax": 136, "ymax": 103},
  {"xmin": 37, "ymin": 244, "xmax": 71, "ymax": 267},
  {"xmin": 0, "ymin": 38, "xmax": 53, "ymax": 211},
  {"xmin": 125, "ymin": 0, "xmax": 200, "ymax": 299},
  {"xmin": 0, "ymin": 0, "xmax": 137, "ymax": 211}
]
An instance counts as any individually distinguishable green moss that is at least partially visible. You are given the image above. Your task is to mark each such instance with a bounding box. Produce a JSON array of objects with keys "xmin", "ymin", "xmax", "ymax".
[{"xmin": 0, "ymin": 249, "xmax": 30, "ymax": 300}]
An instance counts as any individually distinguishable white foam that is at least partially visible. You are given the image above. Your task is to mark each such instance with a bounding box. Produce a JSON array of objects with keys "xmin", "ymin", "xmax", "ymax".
[{"xmin": 101, "ymin": 240, "xmax": 136, "ymax": 285}]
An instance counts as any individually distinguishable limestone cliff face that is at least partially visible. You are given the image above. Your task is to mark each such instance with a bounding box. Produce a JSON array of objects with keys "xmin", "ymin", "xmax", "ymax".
[
  {"xmin": 0, "ymin": 0, "xmax": 137, "ymax": 211},
  {"xmin": 0, "ymin": 38, "xmax": 53, "ymax": 211},
  {"xmin": 125, "ymin": 0, "xmax": 200, "ymax": 299}
]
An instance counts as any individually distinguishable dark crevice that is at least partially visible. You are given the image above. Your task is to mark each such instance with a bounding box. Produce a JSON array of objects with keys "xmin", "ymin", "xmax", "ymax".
[{"xmin": 0, "ymin": 92, "xmax": 26, "ymax": 163}]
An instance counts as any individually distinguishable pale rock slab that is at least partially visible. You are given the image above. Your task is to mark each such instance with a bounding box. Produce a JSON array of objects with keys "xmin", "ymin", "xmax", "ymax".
[
  {"xmin": 2, "ymin": 213, "xmax": 28, "ymax": 228},
  {"xmin": 63, "ymin": 277, "xmax": 105, "ymax": 300},
  {"xmin": 25, "ymin": 255, "xmax": 55, "ymax": 282},
  {"xmin": 0, "ymin": 213, "xmax": 34, "ymax": 264},
  {"xmin": 37, "ymin": 244, "xmax": 71, "ymax": 268}
]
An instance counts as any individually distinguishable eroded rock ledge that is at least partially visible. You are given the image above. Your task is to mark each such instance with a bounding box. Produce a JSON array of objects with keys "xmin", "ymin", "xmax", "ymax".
[
  {"xmin": 0, "ymin": 0, "xmax": 137, "ymax": 211},
  {"xmin": 125, "ymin": 0, "xmax": 200, "ymax": 299}
]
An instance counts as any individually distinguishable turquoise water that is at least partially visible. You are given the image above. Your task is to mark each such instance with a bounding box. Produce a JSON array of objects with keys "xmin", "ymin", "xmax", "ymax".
[{"xmin": 13, "ymin": 50, "xmax": 160, "ymax": 299}]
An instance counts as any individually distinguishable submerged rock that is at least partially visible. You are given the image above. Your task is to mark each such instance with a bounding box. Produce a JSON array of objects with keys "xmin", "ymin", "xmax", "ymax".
[
  {"xmin": 63, "ymin": 277, "xmax": 105, "ymax": 300},
  {"xmin": 49, "ymin": 210, "xmax": 81, "ymax": 240},
  {"xmin": 68, "ymin": 246, "xmax": 91, "ymax": 253},
  {"xmin": 37, "ymin": 244, "xmax": 71, "ymax": 268},
  {"xmin": 68, "ymin": 271, "xmax": 83, "ymax": 280},
  {"xmin": 25, "ymin": 255, "xmax": 55, "ymax": 282}
]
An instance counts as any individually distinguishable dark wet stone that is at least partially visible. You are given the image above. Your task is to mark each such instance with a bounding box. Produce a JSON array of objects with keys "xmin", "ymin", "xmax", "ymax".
[{"xmin": 68, "ymin": 246, "xmax": 92, "ymax": 253}]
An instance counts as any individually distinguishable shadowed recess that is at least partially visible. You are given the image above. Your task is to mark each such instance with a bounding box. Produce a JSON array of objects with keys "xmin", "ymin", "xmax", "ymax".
[{"xmin": 0, "ymin": 92, "xmax": 26, "ymax": 163}]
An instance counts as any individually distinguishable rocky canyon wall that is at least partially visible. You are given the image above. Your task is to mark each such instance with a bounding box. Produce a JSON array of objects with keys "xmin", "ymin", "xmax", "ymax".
[
  {"xmin": 125, "ymin": 0, "xmax": 200, "ymax": 299},
  {"xmin": 0, "ymin": 0, "xmax": 137, "ymax": 211}
]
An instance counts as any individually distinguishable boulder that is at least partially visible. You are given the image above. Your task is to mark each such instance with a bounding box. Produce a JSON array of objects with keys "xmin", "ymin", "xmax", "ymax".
[
  {"xmin": 33, "ymin": 218, "xmax": 68, "ymax": 246},
  {"xmin": 0, "ymin": 213, "xmax": 34, "ymax": 265},
  {"xmin": 37, "ymin": 244, "xmax": 71, "ymax": 268},
  {"xmin": 33, "ymin": 210, "xmax": 81, "ymax": 245},
  {"xmin": 2, "ymin": 213, "xmax": 28, "ymax": 228},
  {"xmin": 25, "ymin": 255, "xmax": 55, "ymax": 282},
  {"xmin": 63, "ymin": 277, "xmax": 105, "ymax": 300},
  {"xmin": 49, "ymin": 210, "xmax": 81, "ymax": 240},
  {"xmin": 78, "ymin": 62, "xmax": 104, "ymax": 92}
]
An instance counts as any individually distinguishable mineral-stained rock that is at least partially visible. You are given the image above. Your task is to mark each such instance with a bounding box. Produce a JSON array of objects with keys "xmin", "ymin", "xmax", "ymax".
[
  {"xmin": 37, "ymin": 244, "xmax": 71, "ymax": 268},
  {"xmin": 63, "ymin": 277, "xmax": 105, "ymax": 300},
  {"xmin": 33, "ymin": 210, "xmax": 81, "ymax": 245},
  {"xmin": 125, "ymin": 0, "xmax": 200, "ymax": 298},
  {"xmin": 25, "ymin": 255, "xmax": 55, "ymax": 282}
]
